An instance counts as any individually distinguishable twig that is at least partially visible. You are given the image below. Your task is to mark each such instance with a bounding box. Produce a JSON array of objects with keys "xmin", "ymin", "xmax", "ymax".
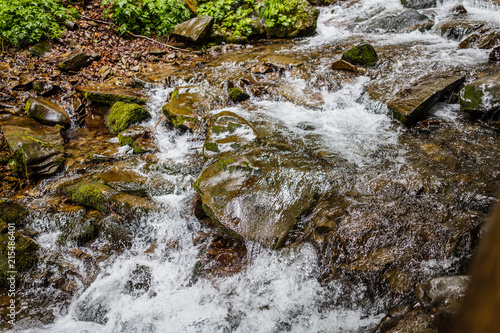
[
  {"xmin": 80, "ymin": 15, "xmax": 190, "ymax": 52},
  {"xmin": 154, "ymin": 114, "xmax": 165, "ymax": 130}
]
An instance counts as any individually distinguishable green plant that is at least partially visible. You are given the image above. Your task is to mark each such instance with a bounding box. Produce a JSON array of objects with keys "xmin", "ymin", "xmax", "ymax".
[
  {"xmin": 258, "ymin": 0, "xmax": 298, "ymax": 28},
  {"xmin": 198, "ymin": 0, "xmax": 256, "ymax": 37},
  {"xmin": 102, "ymin": 0, "xmax": 191, "ymax": 36},
  {"xmin": 0, "ymin": 0, "xmax": 78, "ymax": 46}
]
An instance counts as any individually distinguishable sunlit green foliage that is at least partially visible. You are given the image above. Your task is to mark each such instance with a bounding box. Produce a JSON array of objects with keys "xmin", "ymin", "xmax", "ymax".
[
  {"xmin": 258, "ymin": 0, "xmax": 299, "ymax": 28},
  {"xmin": 102, "ymin": 0, "xmax": 191, "ymax": 36},
  {"xmin": 0, "ymin": 0, "xmax": 78, "ymax": 46},
  {"xmin": 198, "ymin": 0, "xmax": 256, "ymax": 37}
]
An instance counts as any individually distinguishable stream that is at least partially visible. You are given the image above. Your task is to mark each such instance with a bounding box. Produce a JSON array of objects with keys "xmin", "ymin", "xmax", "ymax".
[{"xmin": 12, "ymin": 0, "xmax": 500, "ymax": 332}]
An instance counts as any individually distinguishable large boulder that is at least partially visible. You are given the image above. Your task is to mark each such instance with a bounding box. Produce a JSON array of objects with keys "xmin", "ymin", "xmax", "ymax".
[
  {"xmin": 1, "ymin": 117, "xmax": 65, "ymax": 178},
  {"xmin": 25, "ymin": 97, "xmax": 71, "ymax": 129},
  {"xmin": 459, "ymin": 73, "xmax": 500, "ymax": 120},
  {"xmin": 401, "ymin": 0, "xmax": 436, "ymax": 9},
  {"xmin": 360, "ymin": 9, "xmax": 434, "ymax": 33},
  {"xmin": 341, "ymin": 44, "xmax": 379, "ymax": 67},
  {"xmin": 105, "ymin": 102, "xmax": 151, "ymax": 134},
  {"xmin": 194, "ymin": 150, "xmax": 324, "ymax": 248},
  {"xmin": 57, "ymin": 50, "xmax": 91, "ymax": 72},
  {"xmin": 266, "ymin": 0, "xmax": 319, "ymax": 38},
  {"xmin": 373, "ymin": 74, "xmax": 465, "ymax": 125},
  {"xmin": 162, "ymin": 87, "xmax": 206, "ymax": 132},
  {"xmin": 76, "ymin": 85, "xmax": 146, "ymax": 105},
  {"xmin": 171, "ymin": 16, "xmax": 214, "ymax": 44}
]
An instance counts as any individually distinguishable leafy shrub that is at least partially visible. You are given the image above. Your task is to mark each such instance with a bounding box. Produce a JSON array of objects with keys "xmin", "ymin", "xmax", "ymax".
[
  {"xmin": 198, "ymin": 0, "xmax": 257, "ymax": 37},
  {"xmin": 258, "ymin": 0, "xmax": 299, "ymax": 29},
  {"xmin": 0, "ymin": 0, "xmax": 78, "ymax": 46},
  {"xmin": 102, "ymin": 0, "xmax": 191, "ymax": 36}
]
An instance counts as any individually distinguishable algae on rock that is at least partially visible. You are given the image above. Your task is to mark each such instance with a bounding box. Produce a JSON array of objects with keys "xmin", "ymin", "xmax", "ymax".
[{"xmin": 105, "ymin": 102, "xmax": 151, "ymax": 134}]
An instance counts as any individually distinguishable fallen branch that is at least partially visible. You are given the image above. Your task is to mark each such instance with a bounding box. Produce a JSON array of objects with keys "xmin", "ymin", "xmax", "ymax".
[{"xmin": 80, "ymin": 16, "xmax": 190, "ymax": 52}]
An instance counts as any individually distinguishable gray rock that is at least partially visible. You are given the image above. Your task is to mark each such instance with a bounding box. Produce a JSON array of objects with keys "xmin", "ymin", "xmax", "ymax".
[
  {"xmin": 401, "ymin": 0, "xmax": 436, "ymax": 9},
  {"xmin": 171, "ymin": 16, "xmax": 214, "ymax": 44},
  {"xmin": 26, "ymin": 97, "xmax": 71, "ymax": 129},
  {"xmin": 29, "ymin": 40, "xmax": 51, "ymax": 56},
  {"xmin": 361, "ymin": 9, "xmax": 434, "ymax": 33}
]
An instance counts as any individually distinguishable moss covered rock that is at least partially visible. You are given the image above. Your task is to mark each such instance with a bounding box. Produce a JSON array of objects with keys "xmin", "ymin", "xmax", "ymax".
[
  {"xmin": 265, "ymin": 0, "xmax": 319, "ymax": 38},
  {"xmin": 76, "ymin": 85, "xmax": 147, "ymax": 105},
  {"xmin": 117, "ymin": 126, "xmax": 150, "ymax": 154},
  {"xmin": 459, "ymin": 73, "xmax": 500, "ymax": 120},
  {"xmin": 105, "ymin": 102, "xmax": 151, "ymax": 134},
  {"xmin": 341, "ymin": 44, "xmax": 379, "ymax": 67},
  {"xmin": 162, "ymin": 87, "xmax": 205, "ymax": 132},
  {"xmin": 25, "ymin": 97, "xmax": 71, "ymax": 129},
  {"xmin": 64, "ymin": 181, "xmax": 112, "ymax": 212},
  {"xmin": 0, "ymin": 200, "xmax": 29, "ymax": 227},
  {"xmin": 228, "ymin": 87, "xmax": 250, "ymax": 102},
  {"xmin": 1, "ymin": 117, "xmax": 65, "ymax": 179},
  {"xmin": 0, "ymin": 228, "xmax": 39, "ymax": 287}
]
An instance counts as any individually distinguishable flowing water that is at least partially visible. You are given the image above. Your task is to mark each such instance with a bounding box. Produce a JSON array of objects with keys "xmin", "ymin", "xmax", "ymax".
[{"xmin": 11, "ymin": 0, "xmax": 500, "ymax": 332}]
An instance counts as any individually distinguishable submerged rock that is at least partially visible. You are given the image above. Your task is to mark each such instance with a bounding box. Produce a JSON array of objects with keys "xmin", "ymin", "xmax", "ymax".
[
  {"xmin": 416, "ymin": 276, "xmax": 469, "ymax": 307},
  {"xmin": 341, "ymin": 44, "xmax": 379, "ymax": 67},
  {"xmin": 382, "ymin": 74, "xmax": 465, "ymax": 125},
  {"xmin": 401, "ymin": 0, "xmax": 436, "ymax": 9},
  {"xmin": 76, "ymin": 85, "xmax": 146, "ymax": 105},
  {"xmin": 57, "ymin": 50, "xmax": 91, "ymax": 72},
  {"xmin": 25, "ymin": 97, "xmax": 71, "ymax": 129},
  {"xmin": 162, "ymin": 87, "xmax": 206, "ymax": 132},
  {"xmin": 195, "ymin": 149, "xmax": 325, "ymax": 248},
  {"xmin": 1, "ymin": 117, "xmax": 65, "ymax": 178},
  {"xmin": 360, "ymin": 9, "xmax": 434, "ymax": 33},
  {"xmin": 171, "ymin": 16, "xmax": 214, "ymax": 44},
  {"xmin": 459, "ymin": 73, "xmax": 500, "ymax": 120},
  {"xmin": 105, "ymin": 102, "xmax": 151, "ymax": 134}
]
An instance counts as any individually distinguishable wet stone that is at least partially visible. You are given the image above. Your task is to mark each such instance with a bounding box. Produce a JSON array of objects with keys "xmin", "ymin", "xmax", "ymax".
[
  {"xmin": 162, "ymin": 87, "xmax": 206, "ymax": 132},
  {"xmin": 341, "ymin": 44, "xmax": 379, "ymax": 67},
  {"xmin": 459, "ymin": 72, "xmax": 500, "ymax": 120},
  {"xmin": 1, "ymin": 117, "xmax": 65, "ymax": 179},
  {"xmin": 76, "ymin": 85, "xmax": 146, "ymax": 105},
  {"xmin": 26, "ymin": 97, "xmax": 71, "ymax": 129},
  {"xmin": 171, "ymin": 16, "xmax": 214, "ymax": 44},
  {"xmin": 57, "ymin": 51, "xmax": 91, "ymax": 72},
  {"xmin": 401, "ymin": 0, "xmax": 436, "ymax": 9}
]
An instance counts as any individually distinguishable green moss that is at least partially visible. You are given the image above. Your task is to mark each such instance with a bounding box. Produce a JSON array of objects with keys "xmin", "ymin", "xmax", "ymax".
[
  {"xmin": 65, "ymin": 182, "xmax": 110, "ymax": 212},
  {"xmin": 459, "ymin": 85, "xmax": 484, "ymax": 111},
  {"xmin": 105, "ymin": 102, "xmax": 151, "ymax": 134},
  {"xmin": 341, "ymin": 44, "xmax": 379, "ymax": 67},
  {"xmin": 228, "ymin": 87, "xmax": 250, "ymax": 102},
  {"xmin": 204, "ymin": 142, "xmax": 220, "ymax": 153},
  {"xmin": 0, "ymin": 201, "xmax": 29, "ymax": 227},
  {"xmin": 12, "ymin": 148, "xmax": 27, "ymax": 178},
  {"xmin": 216, "ymin": 158, "xmax": 235, "ymax": 171},
  {"xmin": 212, "ymin": 125, "xmax": 226, "ymax": 135},
  {"xmin": 118, "ymin": 133, "xmax": 145, "ymax": 154},
  {"xmin": 0, "ymin": 230, "xmax": 38, "ymax": 285}
]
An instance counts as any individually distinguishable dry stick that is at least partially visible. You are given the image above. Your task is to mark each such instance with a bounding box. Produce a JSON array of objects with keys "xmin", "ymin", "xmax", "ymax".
[{"xmin": 80, "ymin": 16, "xmax": 190, "ymax": 52}]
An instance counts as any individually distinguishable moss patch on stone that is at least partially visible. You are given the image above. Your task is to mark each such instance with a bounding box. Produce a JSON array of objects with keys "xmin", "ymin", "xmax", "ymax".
[
  {"xmin": 459, "ymin": 85, "xmax": 484, "ymax": 111},
  {"xmin": 105, "ymin": 102, "xmax": 151, "ymax": 134},
  {"xmin": 341, "ymin": 44, "xmax": 379, "ymax": 67},
  {"xmin": 0, "ymin": 200, "xmax": 29, "ymax": 227},
  {"xmin": 65, "ymin": 181, "xmax": 111, "ymax": 212},
  {"xmin": 0, "ymin": 230, "xmax": 38, "ymax": 286},
  {"xmin": 118, "ymin": 133, "xmax": 145, "ymax": 154},
  {"xmin": 228, "ymin": 87, "xmax": 250, "ymax": 102},
  {"xmin": 203, "ymin": 142, "xmax": 219, "ymax": 153}
]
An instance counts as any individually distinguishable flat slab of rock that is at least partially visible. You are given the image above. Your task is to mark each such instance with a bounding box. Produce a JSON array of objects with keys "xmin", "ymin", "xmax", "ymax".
[
  {"xmin": 26, "ymin": 97, "xmax": 71, "ymax": 129},
  {"xmin": 76, "ymin": 85, "xmax": 146, "ymax": 105},
  {"xmin": 401, "ymin": 0, "xmax": 436, "ymax": 9},
  {"xmin": 171, "ymin": 16, "xmax": 214, "ymax": 44},
  {"xmin": 371, "ymin": 74, "xmax": 465, "ymax": 125},
  {"xmin": 57, "ymin": 50, "xmax": 91, "ymax": 72},
  {"xmin": 1, "ymin": 117, "xmax": 65, "ymax": 178}
]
